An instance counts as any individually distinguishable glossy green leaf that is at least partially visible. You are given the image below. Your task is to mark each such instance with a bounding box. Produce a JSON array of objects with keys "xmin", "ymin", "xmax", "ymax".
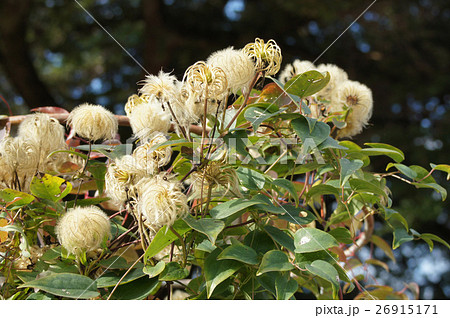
[
  {"xmin": 109, "ymin": 276, "xmax": 160, "ymax": 300},
  {"xmin": 30, "ymin": 174, "xmax": 72, "ymax": 202},
  {"xmin": 431, "ymin": 163, "xmax": 450, "ymax": 180},
  {"xmin": 393, "ymin": 228, "xmax": 413, "ymax": 249},
  {"xmin": 217, "ymin": 244, "xmax": 259, "ymax": 265},
  {"xmin": 204, "ymin": 248, "xmax": 241, "ymax": 298},
  {"xmin": 419, "ymin": 233, "xmax": 450, "ymax": 251},
  {"xmin": 144, "ymin": 219, "xmax": 191, "ymax": 262},
  {"xmin": 306, "ymin": 184, "xmax": 340, "ymax": 200},
  {"xmin": 257, "ymin": 250, "xmax": 294, "ymax": 276},
  {"xmin": 264, "ymin": 225, "xmax": 295, "ymax": 252},
  {"xmin": 210, "ymin": 198, "xmax": 265, "ymax": 219},
  {"xmin": 236, "ymin": 167, "xmax": 266, "ymax": 190},
  {"xmin": 143, "ymin": 261, "xmax": 166, "ymax": 278},
  {"xmin": 411, "ymin": 182, "xmax": 447, "ymax": 201},
  {"xmin": 340, "ymin": 158, "xmax": 363, "ymax": 187},
  {"xmin": 77, "ymin": 144, "xmax": 129, "ymax": 159},
  {"xmin": 184, "ymin": 215, "xmax": 224, "ymax": 245},
  {"xmin": 294, "ymin": 228, "xmax": 338, "ymax": 253},
  {"xmin": 364, "ymin": 143, "xmax": 405, "ymax": 162},
  {"xmin": 87, "ymin": 161, "xmax": 107, "ymax": 195},
  {"xmin": 285, "ymin": 70, "xmax": 330, "ymax": 98},
  {"xmin": 99, "ymin": 256, "xmax": 129, "ymax": 270},
  {"xmin": 328, "ymin": 228, "xmax": 353, "ymax": 244},
  {"xmin": 20, "ymin": 273, "xmax": 99, "ymax": 299},
  {"xmin": 159, "ymin": 262, "xmax": 189, "ymax": 281},
  {"xmin": 305, "ymin": 260, "xmax": 339, "ymax": 298},
  {"xmin": 275, "ymin": 275, "xmax": 298, "ymax": 300},
  {"xmin": 291, "ymin": 116, "xmax": 330, "ymax": 146},
  {"xmin": 96, "ymin": 264, "xmax": 146, "ymax": 288},
  {"xmin": 383, "ymin": 208, "xmax": 409, "ymax": 230},
  {"xmin": 272, "ymin": 178, "xmax": 299, "ymax": 206},
  {"xmin": 349, "ymin": 179, "xmax": 387, "ymax": 201}
]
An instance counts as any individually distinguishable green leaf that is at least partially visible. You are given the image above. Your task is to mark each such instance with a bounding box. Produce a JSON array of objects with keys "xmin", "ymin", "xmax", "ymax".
[
  {"xmin": 278, "ymin": 208, "xmax": 316, "ymax": 225},
  {"xmin": 340, "ymin": 158, "xmax": 363, "ymax": 187},
  {"xmin": 30, "ymin": 174, "xmax": 72, "ymax": 202},
  {"xmin": 306, "ymin": 184, "xmax": 340, "ymax": 201},
  {"xmin": 275, "ymin": 275, "xmax": 298, "ymax": 300},
  {"xmin": 0, "ymin": 189, "xmax": 34, "ymax": 208},
  {"xmin": 20, "ymin": 273, "xmax": 99, "ymax": 299},
  {"xmin": 159, "ymin": 262, "xmax": 189, "ymax": 281},
  {"xmin": 383, "ymin": 208, "xmax": 409, "ymax": 230},
  {"xmin": 96, "ymin": 264, "xmax": 146, "ymax": 288},
  {"xmin": 236, "ymin": 167, "xmax": 266, "ymax": 190},
  {"xmin": 328, "ymin": 228, "xmax": 353, "ymax": 244},
  {"xmin": 393, "ymin": 227, "xmax": 413, "ymax": 249},
  {"xmin": 244, "ymin": 230, "xmax": 277, "ymax": 255},
  {"xmin": 431, "ymin": 163, "xmax": 450, "ymax": 180},
  {"xmin": 419, "ymin": 233, "xmax": 450, "ymax": 251},
  {"xmin": 204, "ymin": 248, "xmax": 241, "ymax": 298},
  {"xmin": 272, "ymin": 178, "xmax": 299, "ymax": 206},
  {"xmin": 294, "ymin": 228, "xmax": 338, "ymax": 253},
  {"xmin": 210, "ymin": 198, "xmax": 265, "ymax": 219},
  {"xmin": 184, "ymin": 215, "xmax": 224, "ymax": 245},
  {"xmin": 143, "ymin": 261, "xmax": 166, "ymax": 278},
  {"xmin": 411, "ymin": 182, "xmax": 447, "ymax": 201},
  {"xmin": 264, "ymin": 225, "xmax": 295, "ymax": 252},
  {"xmin": 99, "ymin": 256, "xmax": 129, "ymax": 270},
  {"xmin": 291, "ymin": 116, "xmax": 330, "ymax": 147},
  {"xmin": 217, "ymin": 244, "xmax": 259, "ymax": 265},
  {"xmin": 285, "ymin": 70, "xmax": 331, "ymax": 98},
  {"xmin": 87, "ymin": 161, "xmax": 107, "ymax": 195},
  {"xmin": 257, "ymin": 250, "xmax": 294, "ymax": 276},
  {"xmin": 76, "ymin": 144, "xmax": 129, "ymax": 160},
  {"xmin": 65, "ymin": 197, "xmax": 110, "ymax": 208},
  {"xmin": 305, "ymin": 260, "xmax": 339, "ymax": 298},
  {"xmin": 109, "ymin": 276, "xmax": 160, "ymax": 300},
  {"xmin": 360, "ymin": 148, "xmax": 404, "ymax": 163},
  {"xmin": 244, "ymin": 106, "xmax": 286, "ymax": 130},
  {"xmin": 386, "ymin": 163, "xmax": 417, "ymax": 180},
  {"xmin": 144, "ymin": 219, "xmax": 191, "ymax": 262},
  {"xmin": 364, "ymin": 143, "xmax": 405, "ymax": 162},
  {"xmin": 349, "ymin": 179, "xmax": 387, "ymax": 201},
  {"xmin": 319, "ymin": 137, "xmax": 348, "ymax": 150}
]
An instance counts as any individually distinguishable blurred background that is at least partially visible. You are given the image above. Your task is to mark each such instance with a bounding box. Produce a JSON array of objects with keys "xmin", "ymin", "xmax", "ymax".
[{"xmin": 0, "ymin": 0, "xmax": 448, "ymax": 299}]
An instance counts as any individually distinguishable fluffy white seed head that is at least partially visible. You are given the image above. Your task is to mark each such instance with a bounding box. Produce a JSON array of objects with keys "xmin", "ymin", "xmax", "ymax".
[
  {"xmin": 183, "ymin": 61, "xmax": 228, "ymax": 101},
  {"xmin": 316, "ymin": 64, "xmax": 348, "ymax": 105},
  {"xmin": 207, "ymin": 47, "xmax": 256, "ymax": 94},
  {"xmin": 278, "ymin": 59, "xmax": 316, "ymax": 84},
  {"xmin": 67, "ymin": 103, "xmax": 118, "ymax": 141},
  {"xmin": 55, "ymin": 206, "xmax": 111, "ymax": 256},
  {"xmin": 126, "ymin": 95, "xmax": 171, "ymax": 142},
  {"xmin": 136, "ymin": 174, "xmax": 188, "ymax": 230},
  {"xmin": 18, "ymin": 113, "xmax": 67, "ymax": 171},
  {"xmin": 105, "ymin": 155, "xmax": 149, "ymax": 205},
  {"xmin": 334, "ymin": 81, "xmax": 373, "ymax": 138},
  {"xmin": 0, "ymin": 136, "xmax": 39, "ymax": 172},
  {"xmin": 139, "ymin": 71, "xmax": 178, "ymax": 103},
  {"xmin": 243, "ymin": 38, "xmax": 282, "ymax": 76},
  {"xmin": 189, "ymin": 160, "xmax": 241, "ymax": 199},
  {"xmin": 133, "ymin": 133, "xmax": 172, "ymax": 170}
]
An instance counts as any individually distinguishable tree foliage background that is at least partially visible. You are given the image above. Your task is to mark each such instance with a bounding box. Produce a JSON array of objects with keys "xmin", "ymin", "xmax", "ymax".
[{"xmin": 0, "ymin": 0, "xmax": 449, "ymax": 299}]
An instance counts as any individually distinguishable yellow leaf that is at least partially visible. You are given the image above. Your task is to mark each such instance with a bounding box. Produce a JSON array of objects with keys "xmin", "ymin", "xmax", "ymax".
[{"xmin": 0, "ymin": 218, "xmax": 8, "ymax": 243}]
